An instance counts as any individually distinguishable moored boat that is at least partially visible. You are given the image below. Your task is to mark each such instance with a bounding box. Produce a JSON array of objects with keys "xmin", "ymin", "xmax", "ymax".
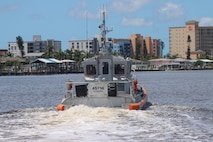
[{"xmin": 57, "ymin": 11, "xmax": 151, "ymax": 111}]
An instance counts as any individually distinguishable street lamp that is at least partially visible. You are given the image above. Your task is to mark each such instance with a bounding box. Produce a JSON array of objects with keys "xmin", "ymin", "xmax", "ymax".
[{"xmin": 187, "ymin": 35, "xmax": 191, "ymax": 59}]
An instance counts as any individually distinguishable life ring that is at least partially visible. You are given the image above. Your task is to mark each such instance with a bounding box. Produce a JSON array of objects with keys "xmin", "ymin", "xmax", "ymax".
[
  {"xmin": 129, "ymin": 103, "xmax": 140, "ymax": 110},
  {"xmin": 57, "ymin": 104, "xmax": 65, "ymax": 111},
  {"xmin": 129, "ymin": 86, "xmax": 148, "ymax": 110}
]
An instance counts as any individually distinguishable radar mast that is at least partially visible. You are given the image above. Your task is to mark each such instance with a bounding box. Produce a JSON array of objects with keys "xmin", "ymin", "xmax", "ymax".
[{"xmin": 99, "ymin": 10, "xmax": 112, "ymax": 55}]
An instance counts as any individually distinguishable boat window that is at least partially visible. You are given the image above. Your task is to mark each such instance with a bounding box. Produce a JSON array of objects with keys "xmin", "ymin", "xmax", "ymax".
[
  {"xmin": 115, "ymin": 64, "xmax": 124, "ymax": 75},
  {"xmin": 86, "ymin": 65, "xmax": 96, "ymax": 75},
  {"xmin": 102, "ymin": 62, "xmax": 109, "ymax": 74}
]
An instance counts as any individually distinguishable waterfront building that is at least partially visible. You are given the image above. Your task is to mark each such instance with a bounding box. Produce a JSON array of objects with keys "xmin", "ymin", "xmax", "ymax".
[
  {"xmin": 131, "ymin": 59, "xmax": 148, "ymax": 71},
  {"xmin": 130, "ymin": 34, "xmax": 144, "ymax": 59},
  {"xmin": 8, "ymin": 35, "xmax": 61, "ymax": 59},
  {"xmin": 68, "ymin": 38, "xmax": 99, "ymax": 54},
  {"xmin": 144, "ymin": 37, "xmax": 152, "ymax": 56},
  {"xmin": 169, "ymin": 20, "xmax": 213, "ymax": 59},
  {"xmin": 30, "ymin": 58, "xmax": 77, "ymax": 73},
  {"xmin": 69, "ymin": 34, "xmax": 161, "ymax": 59},
  {"xmin": 149, "ymin": 58, "xmax": 191, "ymax": 70},
  {"xmin": 112, "ymin": 39, "xmax": 132, "ymax": 58},
  {"xmin": 68, "ymin": 35, "xmax": 113, "ymax": 54},
  {"xmin": 130, "ymin": 34, "xmax": 161, "ymax": 59},
  {"xmin": 151, "ymin": 39, "xmax": 161, "ymax": 58}
]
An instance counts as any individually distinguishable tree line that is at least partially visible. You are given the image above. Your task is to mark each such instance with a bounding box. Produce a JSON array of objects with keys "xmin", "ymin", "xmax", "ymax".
[{"xmin": 41, "ymin": 46, "xmax": 96, "ymax": 63}]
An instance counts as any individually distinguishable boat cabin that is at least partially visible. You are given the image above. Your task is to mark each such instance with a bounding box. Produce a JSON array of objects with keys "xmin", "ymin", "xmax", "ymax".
[{"xmin": 83, "ymin": 55, "xmax": 132, "ymax": 82}]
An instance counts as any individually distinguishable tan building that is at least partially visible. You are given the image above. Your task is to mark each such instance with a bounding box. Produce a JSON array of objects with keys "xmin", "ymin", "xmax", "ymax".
[
  {"xmin": 169, "ymin": 20, "xmax": 213, "ymax": 59},
  {"xmin": 152, "ymin": 39, "xmax": 161, "ymax": 58},
  {"xmin": 144, "ymin": 37, "xmax": 152, "ymax": 54},
  {"xmin": 130, "ymin": 34, "xmax": 161, "ymax": 59},
  {"xmin": 130, "ymin": 34, "xmax": 144, "ymax": 59}
]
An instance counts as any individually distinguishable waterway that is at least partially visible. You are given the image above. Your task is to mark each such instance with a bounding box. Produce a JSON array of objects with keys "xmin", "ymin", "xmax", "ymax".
[{"xmin": 0, "ymin": 70, "xmax": 213, "ymax": 141}]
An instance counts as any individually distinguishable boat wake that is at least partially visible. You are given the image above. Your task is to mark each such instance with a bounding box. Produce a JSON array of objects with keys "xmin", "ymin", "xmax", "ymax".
[{"xmin": 0, "ymin": 104, "xmax": 213, "ymax": 142}]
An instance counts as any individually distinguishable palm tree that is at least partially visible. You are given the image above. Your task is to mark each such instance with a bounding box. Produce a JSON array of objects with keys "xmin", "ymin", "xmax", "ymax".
[
  {"xmin": 160, "ymin": 41, "xmax": 164, "ymax": 57},
  {"xmin": 54, "ymin": 49, "xmax": 65, "ymax": 60},
  {"xmin": 16, "ymin": 36, "xmax": 24, "ymax": 58},
  {"xmin": 73, "ymin": 50, "xmax": 85, "ymax": 72},
  {"xmin": 73, "ymin": 50, "xmax": 85, "ymax": 62},
  {"xmin": 64, "ymin": 49, "xmax": 74, "ymax": 59},
  {"xmin": 187, "ymin": 35, "xmax": 191, "ymax": 59},
  {"xmin": 42, "ymin": 46, "xmax": 54, "ymax": 58}
]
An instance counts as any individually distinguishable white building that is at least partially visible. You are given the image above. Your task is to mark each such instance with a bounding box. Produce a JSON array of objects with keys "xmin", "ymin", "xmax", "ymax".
[
  {"xmin": 8, "ymin": 35, "xmax": 61, "ymax": 59},
  {"xmin": 68, "ymin": 38, "xmax": 99, "ymax": 54},
  {"xmin": 68, "ymin": 35, "xmax": 113, "ymax": 54}
]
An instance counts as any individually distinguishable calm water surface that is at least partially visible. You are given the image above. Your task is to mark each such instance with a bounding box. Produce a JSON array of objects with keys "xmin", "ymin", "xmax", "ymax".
[{"xmin": 0, "ymin": 70, "xmax": 213, "ymax": 141}]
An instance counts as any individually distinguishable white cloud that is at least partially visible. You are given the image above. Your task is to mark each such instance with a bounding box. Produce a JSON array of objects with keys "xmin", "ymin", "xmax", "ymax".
[
  {"xmin": 69, "ymin": 10, "xmax": 100, "ymax": 20},
  {"xmin": 68, "ymin": 2, "xmax": 99, "ymax": 19},
  {"xmin": 199, "ymin": 17, "xmax": 213, "ymax": 26},
  {"xmin": 110, "ymin": 0, "xmax": 151, "ymax": 12},
  {"xmin": 121, "ymin": 17, "xmax": 152, "ymax": 26},
  {"xmin": 159, "ymin": 2, "xmax": 184, "ymax": 19},
  {"xmin": 0, "ymin": 4, "xmax": 18, "ymax": 13}
]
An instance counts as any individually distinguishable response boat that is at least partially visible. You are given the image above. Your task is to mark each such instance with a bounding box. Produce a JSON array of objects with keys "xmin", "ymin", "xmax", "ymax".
[{"xmin": 57, "ymin": 11, "xmax": 150, "ymax": 111}]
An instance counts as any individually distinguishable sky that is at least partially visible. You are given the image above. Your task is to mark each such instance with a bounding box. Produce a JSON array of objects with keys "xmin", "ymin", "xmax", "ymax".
[{"xmin": 1, "ymin": 0, "xmax": 213, "ymax": 55}]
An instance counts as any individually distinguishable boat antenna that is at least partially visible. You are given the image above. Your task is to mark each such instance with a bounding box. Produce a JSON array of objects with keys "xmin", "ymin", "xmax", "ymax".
[
  {"xmin": 99, "ymin": 9, "xmax": 112, "ymax": 55},
  {"xmin": 86, "ymin": 11, "xmax": 89, "ymax": 58}
]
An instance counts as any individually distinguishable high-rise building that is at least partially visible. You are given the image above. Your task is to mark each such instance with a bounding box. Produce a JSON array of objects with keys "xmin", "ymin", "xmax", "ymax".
[
  {"xmin": 151, "ymin": 39, "xmax": 161, "ymax": 58},
  {"xmin": 68, "ymin": 38, "xmax": 99, "ymax": 54},
  {"xmin": 130, "ymin": 34, "xmax": 144, "ymax": 60},
  {"xmin": 8, "ymin": 35, "xmax": 61, "ymax": 59},
  {"xmin": 68, "ymin": 34, "xmax": 161, "ymax": 59},
  {"xmin": 130, "ymin": 34, "xmax": 161, "ymax": 59},
  {"xmin": 112, "ymin": 39, "xmax": 132, "ymax": 58},
  {"xmin": 144, "ymin": 37, "xmax": 152, "ymax": 55},
  {"xmin": 169, "ymin": 20, "xmax": 213, "ymax": 59},
  {"xmin": 144, "ymin": 37, "xmax": 161, "ymax": 58}
]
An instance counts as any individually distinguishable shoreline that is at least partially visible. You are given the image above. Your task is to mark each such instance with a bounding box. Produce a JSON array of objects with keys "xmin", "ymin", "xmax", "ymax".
[{"xmin": 1, "ymin": 68, "xmax": 212, "ymax": 76}]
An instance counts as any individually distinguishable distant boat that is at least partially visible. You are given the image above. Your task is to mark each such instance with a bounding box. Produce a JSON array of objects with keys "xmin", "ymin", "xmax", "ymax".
[{"xmin": 57, "ymin": 11, "xmax": 151, "ymax": 111}]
